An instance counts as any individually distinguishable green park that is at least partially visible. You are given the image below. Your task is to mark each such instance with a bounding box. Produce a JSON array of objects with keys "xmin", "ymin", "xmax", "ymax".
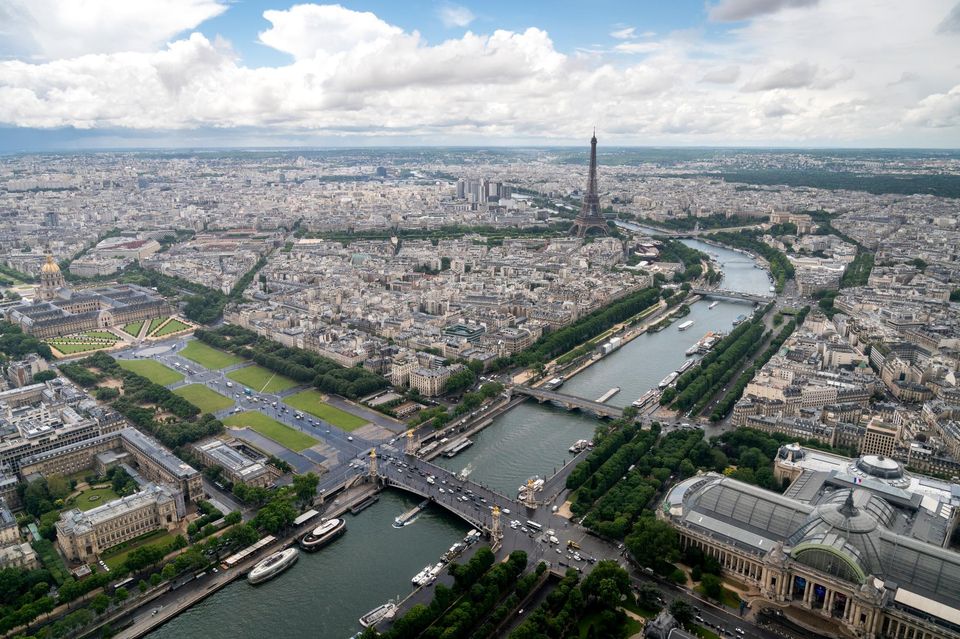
[
  {"xmin": 180, "ymin": 340, "xmax": 245, "ymax": 370},
  {"xmin": 226, "ymin": 365, "xmax": 298, "ymax": 393},
  {"xmin": 173, "ymin": 384, "xmax": 234, "ymax": 414},
  {"xmin": 285, "ymin": 390, "xmax": 368, "ymax": 431},
  {"xmin": 223, "ymin": 411, "xmax": 317, "ymax": 452},
  {"xmin": 117, "ymin": 359, "xmax": 184, "ymax": 386}
]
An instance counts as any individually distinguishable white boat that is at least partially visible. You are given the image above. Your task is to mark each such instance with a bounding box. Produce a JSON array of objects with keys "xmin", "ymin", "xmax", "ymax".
[
  {"xmin": 708, "ymin": 301, "xmax": 719, "ymax": 309},
  {"xmin": 359, "ymin": 602, "xmax": 397, "ymax": 628},
  {"xmin": 247, "ymin": 547, "xmax": 299, "ymax": 585},
  {"xmin": 678, "ymin": 320, "xmax": 695, "ymax": 331},
  {"xmin": 659, "ymin": 372, "xmax": 679, "ymax": 389},
  {"xmin": 299, "ymin": 518, "xmax": 346, "ymax": 551}
]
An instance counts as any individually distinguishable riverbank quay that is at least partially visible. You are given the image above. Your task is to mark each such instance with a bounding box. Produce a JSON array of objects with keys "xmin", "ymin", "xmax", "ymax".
[{"xmin": 106, "ymin": 484, "xmax": 378, "ymax": 639}]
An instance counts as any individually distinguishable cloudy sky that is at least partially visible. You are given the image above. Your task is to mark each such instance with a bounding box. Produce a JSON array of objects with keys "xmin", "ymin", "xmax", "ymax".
[{"xmin": 0, "ymin": 0, "xmax": 959, "ymax": 149}]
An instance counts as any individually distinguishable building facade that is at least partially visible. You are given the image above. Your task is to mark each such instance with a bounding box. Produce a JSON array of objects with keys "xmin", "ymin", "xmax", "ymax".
[
  {"xmin": 56, "ymin": 484, "xmax": 180, "ymax": 564},
  {"xmin": 664, "ymin": 449, "xmax": 960, "ymax": 639}
]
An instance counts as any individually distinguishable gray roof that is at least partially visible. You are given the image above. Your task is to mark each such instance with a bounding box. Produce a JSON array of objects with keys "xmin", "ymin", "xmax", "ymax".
[{"xmin": 672, "ymin": 474, "xmax": 960, "ymax": 616}]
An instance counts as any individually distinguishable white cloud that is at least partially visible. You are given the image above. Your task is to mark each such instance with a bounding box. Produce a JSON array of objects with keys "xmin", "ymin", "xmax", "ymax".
[
  {"xmin": 0, "ymin": 1, "xmax": 958, "ymax": 145},
  {"xmin": 0, "ymin": 0, "xmax": 228, "ymax": 59},
  {"xmin": 438, "ymin": 3, "xmax": 475, "ymax": 28},
  {"xmin": 741, "ymin": 61, "xmax": 851, "ymax": 91},
  {"xmin": 610, "ymin": 27, "xmax": 636, "ymax": 39},
  {"xmin": 259, "ymin": 4, "xmax": 403, "ymax": 59},
  {"xmin": 708, "ymin": 0, "xmax": 819, "ymax": 22},
  {"xmin": 907, "ymin": 85, "xmax": 960, "ymax": 127},
  {"xmin": 614, "ymin": 41, "xmax": 661, "ymax": 54},
  {"xmin": 700, "ymin": 65, "xmax": 740, "ymax": 84}
]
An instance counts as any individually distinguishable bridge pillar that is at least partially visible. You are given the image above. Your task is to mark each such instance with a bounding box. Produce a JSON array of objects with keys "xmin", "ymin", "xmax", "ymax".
[
  {"xmin": 405, "ymin": 429, "xmax": 417, "ymax": 456},
  {"xmin": 490, "ymin": 505, "xmax": 503, "ymax": 552},
  {"xmin": 368, "ymin": 449, "xmax": 378, "ymax": 479},
  {"xmin": 520, "ymin": 479, "xmax": 538, "ymax": 510}
]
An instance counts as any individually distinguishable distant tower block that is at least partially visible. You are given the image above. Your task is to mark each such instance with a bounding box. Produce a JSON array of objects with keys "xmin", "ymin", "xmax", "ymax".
[
  {"xmin": 368, "ymin": 449, "xmax": 379, "ymax": 479},
  {"xmin": 405, "ymin": 430, "xmax": 417, "ymax": 456},
  {"xmin": 490, "ymin": 505, "xmax": 503, "ymax": 552},
  {"xmin": 569, "ymin": 131, "xmax": 609, "ymax": 238}
]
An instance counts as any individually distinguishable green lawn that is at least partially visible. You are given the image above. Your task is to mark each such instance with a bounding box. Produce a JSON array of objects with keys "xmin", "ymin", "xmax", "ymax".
[
  {"xmin": 103, "ymin": 530, "xmax": 180, "ymax": 571},
  {"xmin": 174, "ymin": 384, "xmax": 234, "ymax": 413},
  {"xmin": 147, "ymin": 317, "xmax": 169, "ymax": 336},
  {"xmin": 69, "ymin": 486, "xmax": 121, "ymax": 512},
  {"xmin": 227, "ymin": 365, "xmax": 299, "ymax": 394},
  {"xmin": 154, "ymin": 318, "xmax": 191, "ymax": 337},
  {"xmin": 122, "ymin": 320, "xmax": 144, "ymax": 336},
  {"xmin": 180, "ymin": 341, "xmax": 245, "ymax": 370},
  {"xmin": 47, "ymin": 341, "xmax": 113, "ymax": 355},
  {"xmin": 285, "ymin": 390, "xmax": 368, "ymax": 431},
  {"xmin": 82, "ymin": 331, "xmax": 119, "ymax": 341},
  {"xmin": 223, "ymin": 411, "xmax": 317, "ymax": 452},
  {"xmin": 117, "ymin": 359, "xmax": 184, "ymax": 385}
]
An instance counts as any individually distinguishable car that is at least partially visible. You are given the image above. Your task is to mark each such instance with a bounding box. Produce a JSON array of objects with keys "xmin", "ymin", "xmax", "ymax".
[
  {"xmin": 735, "ymin": 629, "xmax": 744, "ymax": 636},
  {"xmin": 347, "ymin": 436, "xmax": 354, "ymax": 441}
]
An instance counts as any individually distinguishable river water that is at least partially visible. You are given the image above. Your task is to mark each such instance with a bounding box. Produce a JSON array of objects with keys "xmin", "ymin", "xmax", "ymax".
[{"xmin": 146, "ymin": 238, "xmax": 770, "ymax": 639}]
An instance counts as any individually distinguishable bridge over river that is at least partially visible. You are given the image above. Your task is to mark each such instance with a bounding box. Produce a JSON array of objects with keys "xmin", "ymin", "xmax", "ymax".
[
  {"xmin": 690, "ymin": 287, "xmax": 772, "ymax": 304},
  {"xmin": 372, "ymin": 448, "xmax": 574, "ymax": 553},
  {"xmin": 511, "ymin": 385, "xmax": 624, "ymax": 419}
]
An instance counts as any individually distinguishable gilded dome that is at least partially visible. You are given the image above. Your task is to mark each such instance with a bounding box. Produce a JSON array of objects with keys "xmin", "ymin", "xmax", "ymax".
[{"xmin": 40, "ymin": 255, "xmax": 61, "ymax": 275}]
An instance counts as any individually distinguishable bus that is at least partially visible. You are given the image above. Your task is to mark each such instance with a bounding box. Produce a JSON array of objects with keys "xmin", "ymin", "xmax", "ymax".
[
  {"xmin": 525, "ymin": 520, "xmax": 543, "ymax": 532},
  {"xmin": 110, "ymin": 577, "xmax": 134, "ymax": 594}
]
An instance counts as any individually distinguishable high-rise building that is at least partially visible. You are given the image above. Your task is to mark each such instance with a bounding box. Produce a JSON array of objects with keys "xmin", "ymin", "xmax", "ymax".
[{"xmin": 570, "ymin": 132, "xmax": 609, "ymax": 238}]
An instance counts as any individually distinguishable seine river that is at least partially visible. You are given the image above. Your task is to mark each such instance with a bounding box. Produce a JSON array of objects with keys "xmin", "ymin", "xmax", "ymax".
[{"xmin": 146, "ymin": 238, "xmax": 770, "ymax": 639}]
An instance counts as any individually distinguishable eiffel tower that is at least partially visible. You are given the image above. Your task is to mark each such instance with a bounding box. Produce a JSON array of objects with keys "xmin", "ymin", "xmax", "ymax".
[{"xmin": 569, "ymin": 131, "xmax": 609, "ymax": 238}]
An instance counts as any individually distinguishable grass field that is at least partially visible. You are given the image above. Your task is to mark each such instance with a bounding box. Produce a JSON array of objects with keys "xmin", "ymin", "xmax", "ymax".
[
  {"xmin": 173, "ymin": 384, "xmax": 233, "ymax": 413},
  {"xmin": 285, "ymin": 390, "xmax": 368, "ymax": 431},
  {"xmin": 47, "ymin": 341, "xmax": 114, "ymax": 355},
  {"xmin": 154, "ymin": 318, "xmax": 191, "ymax": 337},
  {"xmin": 83, "ymin": 330, "xmax": 119, "ymax": 340},
  {"xmin": 180, "ymin": 341, "xmax": 245, "ymax": 370},
  {"xmin": 68, "ymin": 486, "xmax": 121, "ymax": 511},
  {"xmin": 227, "ymin": 365, "xmax": 299, "ymax": 393},
  {"xmin": 147, "ymin": 317, "xmax": 168, "ymax": 335},
  {"xmin": 117, "ymin": 359, "xmax": 184, "ymax": 385},
  {"xmin": 122, "ymin": 320, "xmax": 144, "ymax": 336},
  {"xmin": 223, "ymin": 411, "xmax": 317, "ymax": 451}
]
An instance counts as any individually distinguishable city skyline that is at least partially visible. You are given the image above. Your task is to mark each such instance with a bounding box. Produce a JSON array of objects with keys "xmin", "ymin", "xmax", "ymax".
[{"xmin": 1, "ymin": 0, "xmax": 959, "ymax": 150}]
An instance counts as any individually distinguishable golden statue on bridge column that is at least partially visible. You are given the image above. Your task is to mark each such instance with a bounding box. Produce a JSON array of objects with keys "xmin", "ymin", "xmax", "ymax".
[
  {"xmin": 368, "ymin": 448, "xmax": 378, "ymax": 479},
  {"xmin": 490, "ymin": 505, "xmax": 503, "ymax": 552},
  {"xmin": 405, "ymin": 429, "xmax": 417, "ymax": 456}
]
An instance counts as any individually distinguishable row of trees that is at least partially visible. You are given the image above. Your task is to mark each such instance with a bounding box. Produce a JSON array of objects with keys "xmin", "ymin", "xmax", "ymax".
[
  {"xmin": 709, "ymin": 230, "xmax": 794, "ymax": 292},
  {"xmin": 840, "ymin": 250, "xmax": 875, "ymax": 288},
  {"xmin": 508, "ymin": 562, "xmax": 634, "ymax": 639},
  {"xmin": 709, "ymin": 306, "xmax": 810, "ymax": 421},
  {"xmin": 661, "ymin": 310, "xmax": 770, "ymax": 413},
  {"xmin": 371, "ymin": 548, "xmax": 496, "ymax": 639},
  {"xmin": 569, "ymin": 426, "xmax": 660, "ymax": 519},
  {"xmin": 565, "ymin": 420, "xmax": 642, "ymax": 492},
  {"xmin": 195, "ymin": 325, "xmax": 390, "ymax": 400},
  {"xmin": 584, "ymin": 429, "xmax": 704, "ymax": 540},
  {"xmin": 511, "ymin": 287, "xmax": 662, "ymax": 369}
]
